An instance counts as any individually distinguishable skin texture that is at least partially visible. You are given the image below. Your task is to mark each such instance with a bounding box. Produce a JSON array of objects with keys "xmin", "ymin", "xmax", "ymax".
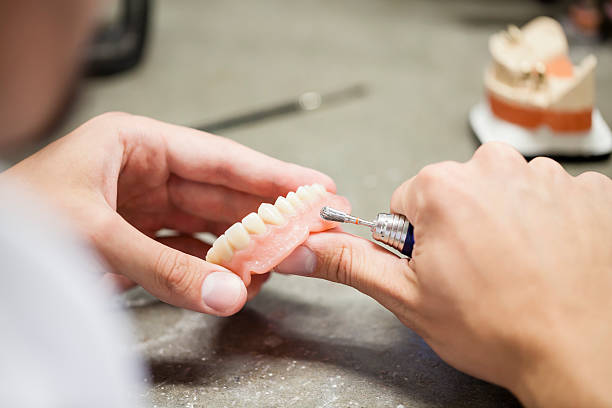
[
  {"xmin": 1, "ymin": 112, "xmax": 335, "ymax": 316},
  {"xmin": 0, "ymin": 0, "xmax": 98, "ymax": 147},
  {"xmin": 277, "ymin": 142, "xmax": 612, "ymax": 407}
]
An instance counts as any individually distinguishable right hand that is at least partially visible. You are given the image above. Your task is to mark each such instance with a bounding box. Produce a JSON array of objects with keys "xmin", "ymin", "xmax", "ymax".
[{"xmin": 277, "ymin": 143, "xmax": 612, "ymax": 407}]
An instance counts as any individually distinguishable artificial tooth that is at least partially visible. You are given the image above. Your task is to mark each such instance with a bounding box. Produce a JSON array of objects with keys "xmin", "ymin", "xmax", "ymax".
[
  {"xmin": 312, "ymin": 184, "xmax": 326, "ymax": 195},
  {"xmin": 205, "ymin": 248, "xmax": 220, "ymax": 264},
  {"xmin": 225, "ymin": 223, "xmax": 251, "ymax": 250},
  {"xmin": 258, "ymin": 203, "xmax": 285, "ymax": 225},
  {"xmin": 286, "ymin": 191, "xmax": 305, "ymax": 209},
  {"xmin": 274, "ymin": 196, "xmax": 296, "ymax": 216},
  {"xmin": 296, "ymin": 185, "xmax": 316, "ymax": 203},
  {"xmin": 242, "ymin": 212, "xmax": 266, "ymax": 234},
  {"xmin": 208, "ymin": 234, "xmax": 233, "ymax": 263}
]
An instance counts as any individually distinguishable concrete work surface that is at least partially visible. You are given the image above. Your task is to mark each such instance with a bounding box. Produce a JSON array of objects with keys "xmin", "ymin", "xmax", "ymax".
[{"xmin": 32, "ymin": 0, "xmax": 612, "ymax": 406}]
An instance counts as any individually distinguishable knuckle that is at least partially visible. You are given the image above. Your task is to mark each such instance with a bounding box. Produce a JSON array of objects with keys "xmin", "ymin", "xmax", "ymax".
[
  {"xmin": 577, "ymin": 171, "xmax": 612, "ymax": 190},
  {"xmin": 94, "ymin": 111, "xmax": 131, "ymax": 123},
  {"xmin": 416, "ymin": 163, "xmax": 452, "ymax": 188},
  {"xmin": 154, "ymin": 250, "xmax": 197, "ymax": 296},
  {"xmin": 321, "ymin": 243, "xmax": 356, "ymax": 286},
  {"xmin": 415, "ymin": 162, "xmax": 461, "ymax": 211},
  {"xmin": 529, "ymin": 156, "xmax": 564, "ymax": 174},
  {"xmin": 474, "ymin": 142, "xmax": 523, "ymax": 163}
]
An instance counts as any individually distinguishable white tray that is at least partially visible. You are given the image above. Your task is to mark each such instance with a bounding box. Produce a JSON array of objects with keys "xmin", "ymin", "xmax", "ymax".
[{"xmin": 469, "ymin": 101, "xmax": 612, "ymax": 157}]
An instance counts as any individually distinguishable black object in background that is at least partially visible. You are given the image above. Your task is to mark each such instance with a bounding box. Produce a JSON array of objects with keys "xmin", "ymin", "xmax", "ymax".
[{"xmin": 85, "ymin": 0, "xmax": 151, "ymax": 77}]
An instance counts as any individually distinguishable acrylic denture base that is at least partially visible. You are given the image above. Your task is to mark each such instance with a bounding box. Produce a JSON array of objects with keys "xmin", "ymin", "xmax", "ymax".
[{"xmin": 206, "ymin": 184, "xmax": 351, "ymax": 285}]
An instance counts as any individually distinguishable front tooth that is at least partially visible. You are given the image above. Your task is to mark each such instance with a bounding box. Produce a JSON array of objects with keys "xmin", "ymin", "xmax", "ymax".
[
  {"xmin": 312, "ymin": 184, "xmax": 326, "ymax": 195},
  {"xmin": 258, "ymin": 203, "xmax": 285, "ymax": 225},
  {"xmin": 286, "ymin": 192, "xmax": 305, "ymax": 209},
  {"xmin": 209, "ymin": 234, "xmax": 234, "ymax": 263},
  {"xmin": 225, "ymin": 223, "xmax": 250, "ymax": 250},
  {"xmin": 296, "ymin": 185, "xmax": 316, "ymax": 203},
  {"xmin": 205, "ymin": 247, "xmax": 220, "ymax": 264},
  {"xmin": 242, "ymin": 212, "xmax": 266, "ymax": 234},
  {"xmin": 274, "ymin": 196, "xmax": 296, "ymax": 216}
]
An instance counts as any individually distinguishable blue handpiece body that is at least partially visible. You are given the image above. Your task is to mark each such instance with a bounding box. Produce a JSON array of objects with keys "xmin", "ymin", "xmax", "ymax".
[{"xmin": 400, "ymin": 223, "xmax": 415, "ymax": 257}]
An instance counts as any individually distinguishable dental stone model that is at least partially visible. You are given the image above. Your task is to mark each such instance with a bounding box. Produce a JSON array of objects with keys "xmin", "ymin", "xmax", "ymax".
[
  {"xmin": 470, "ymin": 16, "xmax": 612, "ymax": 157},
  {"xmin": 206, "ymin": 184, "xmax": 350, "ymax": 285}
]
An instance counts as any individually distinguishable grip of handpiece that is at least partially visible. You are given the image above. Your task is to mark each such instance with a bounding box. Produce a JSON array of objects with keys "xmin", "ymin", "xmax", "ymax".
[
  {"xmin": 372, "ymin": 213, "xmax": 415, "ymax": 258},
  {"xmin": 401, "ymin": 222, "xmax": 415, "ymax": 257}
]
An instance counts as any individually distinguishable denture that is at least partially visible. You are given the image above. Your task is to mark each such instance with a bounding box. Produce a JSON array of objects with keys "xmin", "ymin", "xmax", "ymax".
[{"xmin": 205, "ymin": 184, "xmax": 351, "ymax": 285}]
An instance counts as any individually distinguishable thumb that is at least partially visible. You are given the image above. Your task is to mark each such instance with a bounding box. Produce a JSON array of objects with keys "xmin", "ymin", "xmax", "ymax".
[
  {"xmin": 276, "ymin": 231, "xmax": 419, "ymax": 320},
  {"xmin": 93, "ymin": 212, "xmax": 247, "ymax": 316}
]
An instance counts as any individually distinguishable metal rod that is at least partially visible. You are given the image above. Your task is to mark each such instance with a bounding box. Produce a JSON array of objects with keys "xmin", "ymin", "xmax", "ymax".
[{"xmin": 320, "ymin": 206, "xmax": 375, "ymax": 228}]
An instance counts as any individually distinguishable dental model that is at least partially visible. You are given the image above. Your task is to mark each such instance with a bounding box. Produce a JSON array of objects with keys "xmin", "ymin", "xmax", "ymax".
[
  {"xmin": 205, "ymin": 184, "xmax": 350, "ymax": 285},
  {"xmin": 470, "ymin": 16, "xmax": 612, "ymax": 157}
]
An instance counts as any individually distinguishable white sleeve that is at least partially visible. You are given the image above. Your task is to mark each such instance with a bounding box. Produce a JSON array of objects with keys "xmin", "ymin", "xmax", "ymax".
[{"xmin": 0, "ymin": 187, "xmax": 146, "ymax": 408}]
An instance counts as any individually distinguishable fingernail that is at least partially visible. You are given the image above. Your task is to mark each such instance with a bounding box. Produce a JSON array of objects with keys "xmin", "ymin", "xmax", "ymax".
[
  {"xmin": 201, "ymin": 272, "xmax": 244, "ymax": 313},
  {"xmin": 276, "ymin": 246, "xmax": 316, "ymax": 276}
]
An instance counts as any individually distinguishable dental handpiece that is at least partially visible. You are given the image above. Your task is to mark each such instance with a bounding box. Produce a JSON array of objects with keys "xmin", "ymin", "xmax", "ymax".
[{"xmin": 320, "ymin": 206, "xmax": 415, "ymax": 257}]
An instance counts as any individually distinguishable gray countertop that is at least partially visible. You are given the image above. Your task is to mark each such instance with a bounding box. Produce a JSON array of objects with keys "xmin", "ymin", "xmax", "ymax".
[{"xmin": 32, "ymin": 0, "xmax": 612, "ymax": 406}]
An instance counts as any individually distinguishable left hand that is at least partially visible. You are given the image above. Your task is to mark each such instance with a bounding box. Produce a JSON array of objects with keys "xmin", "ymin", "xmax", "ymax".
[{"xmin": 2, "ymin": 112, "xmax": 335, "ymax": 316}]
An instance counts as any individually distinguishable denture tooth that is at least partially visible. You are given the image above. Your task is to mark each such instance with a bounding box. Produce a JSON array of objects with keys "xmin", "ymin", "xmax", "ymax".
[
  {"xmin": 242, "ymin": 212, "xmax": 266, "ymax": 235},
  {"xmin": 205, "ymin": 247, "xmax": 220, "ymax": 264},
  {"xmin": 208, "ymin": 234, "xmax": 234, "ymax": 263},
  {"xmin": 296, "ymin": 185, "xmax": 316, "ymax": 203},
  {"xmin": 274, "ymin": 196, "xmax": 296, "ymax": 216},
  {"xmin": 258, "ymin": 203, "xmax": 285, "ymax": 225},
  {"xmin": 286, "ymin": 191, "xmax": 305, "ymax": 209},
  {"xmin": 225, "ymin": 223, "xmax": 251, "ymax": 250},
  {"xmin": 312, "ymin": 184, "xmax": 327, "ymax": 195}
]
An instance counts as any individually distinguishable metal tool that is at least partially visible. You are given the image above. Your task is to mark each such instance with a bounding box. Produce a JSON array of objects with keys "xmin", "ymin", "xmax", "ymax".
[
  {"xmin": 320, "ymin": 207, "xmax": 415, "ymax": 257},
  {"xmin": 196, "ymin": 84, "xmax": 367, "ymax": 133}
]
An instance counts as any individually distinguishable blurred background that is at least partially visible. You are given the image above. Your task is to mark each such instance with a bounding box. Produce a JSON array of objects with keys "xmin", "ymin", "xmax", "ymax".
[{"xmin": 10, "ymin": 0, "xmax": 611, "ymax": 406}]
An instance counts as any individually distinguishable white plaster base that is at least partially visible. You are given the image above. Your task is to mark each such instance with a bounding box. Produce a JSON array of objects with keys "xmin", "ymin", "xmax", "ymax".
[{"xmin": 469, "ymin": 101, "xmax": 612, "ymax": 157}]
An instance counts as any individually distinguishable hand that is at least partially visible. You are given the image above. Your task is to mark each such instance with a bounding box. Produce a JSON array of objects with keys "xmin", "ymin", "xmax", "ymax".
[
  {"xmin": 277, "ymin": 143, "xmax": 612, "ymax": 407},
  {"xmin": 2, "ymin": 112, "xmax": 335, "ymax": 316}
]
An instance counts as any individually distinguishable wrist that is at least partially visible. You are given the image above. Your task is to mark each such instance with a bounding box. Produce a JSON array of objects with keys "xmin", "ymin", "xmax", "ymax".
[{"xmin": 510, "ymin": 339, "xmax": 612, "ymax": 408}]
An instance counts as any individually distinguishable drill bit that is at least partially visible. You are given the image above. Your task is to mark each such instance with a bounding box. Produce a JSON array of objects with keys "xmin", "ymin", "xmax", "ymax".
[{"xmin": 320, "ymin": 206, "xmax": 375, "ymax": 228}]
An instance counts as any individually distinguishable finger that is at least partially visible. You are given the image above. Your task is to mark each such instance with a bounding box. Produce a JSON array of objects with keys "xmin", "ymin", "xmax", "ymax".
[
  {"xmin": 131, "ymin": 116, "xmax": 337, "ymax": 196},
  {"xmin": 247, "ymin": 273, "xmax": 271, "ymax": 301},
  {"xmin": 276, "ymin": 231, "xmax": 419, "ymax": 323},
  {"xmin": 471, "ymin": 142, "xmax": 526, "ymax": 171},
  {"xmin": 390, "ymin": 161, "xmax": 463, "ymax": 224},
  {"xmin": 390, "ymin": 176, "xmax": 417, "ymax": 222},
  {"xmin": 157, "ymin": 235, "xmax": 210, "ymax": 259},
  {"xmin": 95, "ymin": 210, "xmax": 247, "ymax": 316},
  {"xmin": 157, "ymin": 235, "xmax": 274, "ymax": 300},
  {"xmin": 528, "ymin": 157, "xmax": 569, "ymax": 182},
  {"xmin": 168, "ymin": 176, "xmax": 272, "ymax": 224},
  {"xmin": 102, "ymin": 273, "xmax": 137, "ymax": 292},
  {"xmin": 120, "ymin": 208, "xmax": 230, "ymax": 235}
]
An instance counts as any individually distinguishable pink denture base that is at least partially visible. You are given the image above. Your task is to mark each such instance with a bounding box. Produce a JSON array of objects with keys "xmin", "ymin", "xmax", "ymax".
[{"xmin": 221, "ymin": 192, "xmax": 351, "ymax": 285}]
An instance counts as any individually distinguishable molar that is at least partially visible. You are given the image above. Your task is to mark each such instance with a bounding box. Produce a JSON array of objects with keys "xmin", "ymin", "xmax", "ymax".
[
  {"xmin": 206, "ymin": 234, "xmax": 233, "ymax": 264},
  {"xmin": 258, "ymin": 203, "xmax": 285, "ymax": 225},
  {"xmin": 274, "ymin": 196, "xmax": 296, "ymax": 216},
  {"xmin": 242, "ymin": 212, "xmax": 266, "ymax": 235},
  {"xmin": 312, "ymin": 184, "xmax": 326, "ymax": 195},
  {"xmin": 296, "ymin": 185, "xmax": 316, "ymax": 203},
  {"xmin": 225, "ymin": 222, "xmax": 251, "ymax": 250}
]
